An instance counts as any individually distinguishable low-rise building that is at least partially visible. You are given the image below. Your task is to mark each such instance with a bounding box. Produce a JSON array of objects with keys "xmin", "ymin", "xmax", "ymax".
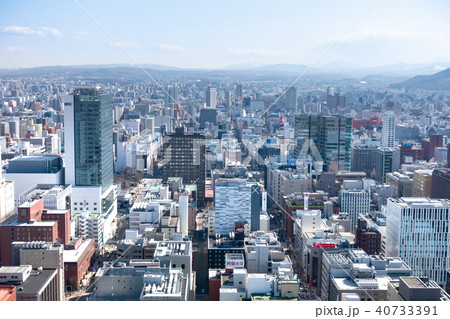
[
  {"xmin": 93, "ymin": 265, "xmax": 189, "ymax": 301},
  {"xmin": 0, "ymin": 265, "xmax": 59, "ymax": 301},
  {"xmin": 388, "ymin": 277, "xmax": 450, "ymax": 301},
  {"xmin": 63, "ymin": 238, "xmax": 95, "ymax": 291},
  {"xmin": 321, "ymin": 249, "xmax": 412, "ymax": 301}
]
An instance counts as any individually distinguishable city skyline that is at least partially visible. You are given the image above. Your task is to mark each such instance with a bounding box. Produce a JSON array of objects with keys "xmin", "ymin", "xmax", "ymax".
[{"xmin": 1, "ymin": 0, "xmax": 450, "ymax": 69}]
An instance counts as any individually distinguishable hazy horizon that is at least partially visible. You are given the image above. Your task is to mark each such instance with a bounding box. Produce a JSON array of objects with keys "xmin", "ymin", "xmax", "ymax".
[{"xmin": 1, "ymin": 0, "xmax": 450, "ymax": 70}]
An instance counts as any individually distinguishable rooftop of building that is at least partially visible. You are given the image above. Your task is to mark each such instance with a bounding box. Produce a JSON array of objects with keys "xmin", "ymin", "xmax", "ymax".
[
  {"xmin": 389, "ymin": 197, "xmax": 450, "ymax": 208},
  {"xmin": 43, "ymin": 209, "xmax": 69, "ymax": 215},
  {"xmin": 0, "ymin": 286, "xmax": 15, "ymax": 300},
  {"xmin": 391, "ymin": 277, "xmax": 450, "ymax": 301},
  {"xmin": 332, "ymin": 276, "xmax": 390, "ymax": 292},
  {"xmin": 7, "ymin": 155, "xmax": 61, "ymax": 162},
  {"xmin": 225, "ymin": 253, "xmax": 244, "ymax": 260},
  {"xmin": 141, "ymin": 270, "xmax": 185, "ymax": 299},
  {"xmin": 63, "ymin": 239, "xmax": 94, "ymax": 263},
  {"xmin": 154, "ymin": 241, "xmax": 190, "ymax": 257},
  {"xmin": 16, "ymin": 241, "xmax": 62, "ymax": 250},
  {"xmin": 414, "ymin": 169, "xmax": 433, "ymax": 175},
  {"xmin": 18, "ymin": 198, "xmax": 42, "ymax": 208},
  {"xmin": 208, "ymin": 235, "xmax": 245, "ymax": 249},
  {"xmin": 0, "ymin": 265, "xmax": 31, "ymax": 274},
  {"xmin": 16, "ymin": 269, "xmax": 57, "ymax": 295},
  {"xmin": 20, "ymin": 184, "xmax": 70, "ymax": 200},
  {"xmin": 0, "ymin": 215, "xmax": 56, "ymax": 228}
]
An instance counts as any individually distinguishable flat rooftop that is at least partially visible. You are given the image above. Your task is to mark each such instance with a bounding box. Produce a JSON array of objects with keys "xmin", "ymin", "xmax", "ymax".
[
  {"xmin": 0, "ymin": 266, "xmax": 31, "ymax": 274},
  {"xmin": 154, "ymin": 241, "xmax": 190, "ymax": 257},
  {"xmin": 63, "ymin": 239, "xmax": 93, "ymax": 263},
  {"xmin": 401, "ymin": 277, "xmax": 430, "ymax": 289},
  {"xmin": 390, "ymin": 197, "xmax": 450, "ymax": 208},
  {"xmin": 332, "ymin": 276, "xmax": 390, "ymax": 291},
  {"xmin": 19, "ymin": 198, "xmax": 42, "ymax": 208},
  {"xmin": 1, "ymin": 216, "xmax": 57, "ymax": 228},
  {"xmin": 17, "ymin": 269, "xmax": 57, "ymax": 295}
]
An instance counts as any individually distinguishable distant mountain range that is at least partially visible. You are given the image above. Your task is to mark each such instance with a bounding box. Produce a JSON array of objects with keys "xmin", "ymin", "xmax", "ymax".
[
  {"xmin": 1, "ymin": 62, "xmax": 450, "ymax": 83},
  {"xmin": 390, "ymin": 67, "xmax": 450, "ymax": 91}
]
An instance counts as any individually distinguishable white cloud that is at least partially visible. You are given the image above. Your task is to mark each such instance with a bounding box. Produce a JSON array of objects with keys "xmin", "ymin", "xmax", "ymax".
[
  {"xmin": 5, "ymin": 46, "xmax": 27, "ymax": 52},
  {"xmin": 338, "ymin": 29, "xmax": 439, "ymax": 43},
  {"xmin": 109, "ymin": 41, "xmax": 140, "ymax": 48},
  {"xmin": 1, "ymin": 26, "xmax": 62, "ymax": 37},
  {"xmin": 157, "ymin": 43, "xmax": 188, "ymax": 52},
  {"xmin": 227, "ymin": 47, "xmax": 290, "ymax": 57},
  {"xmin": 74, "ymin": 30, "xmax": 90, "ymax": 40}
]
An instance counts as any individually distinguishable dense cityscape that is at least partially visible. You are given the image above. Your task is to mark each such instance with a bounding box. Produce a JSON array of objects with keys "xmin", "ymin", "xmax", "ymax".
[{"xmin": 0, "ymin": 1, "xmax": 450, "ymax": 310}]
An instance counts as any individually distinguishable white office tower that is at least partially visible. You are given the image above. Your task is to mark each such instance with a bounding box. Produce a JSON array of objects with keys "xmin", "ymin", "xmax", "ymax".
[
  {"xmin": 339, "ymin": 189, "xmax": 370, "ymax": 233},
  {"xmin": 214, "ymin": 179, "xmax": 255, "ymax": 235},
  {"xmin": 206, "ymin": 87, "xmax": 217, "ymax": 108},
  {"xmin": 386, "ymin": 198, "xmax": 450, "ymax": 285},
  {"xmin": 179, "ymin": 195, "xmax": 188, "ymax": 237},
  {"xmin": 64, "ymin": 87, "xmax": 117, "ymax": 243},
  {"xmin": 382, "ymin": 111, "xmax": 396, "ymax": 148}
]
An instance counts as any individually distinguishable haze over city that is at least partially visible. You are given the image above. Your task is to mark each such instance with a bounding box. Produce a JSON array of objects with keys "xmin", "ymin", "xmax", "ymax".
[
  {"xmin": 0, "ymin": 0, "xmax": 450, "ymax": 315},
  {"xmin": 1, "ymin": 0, "xmax": 450, "ymax": 69}
]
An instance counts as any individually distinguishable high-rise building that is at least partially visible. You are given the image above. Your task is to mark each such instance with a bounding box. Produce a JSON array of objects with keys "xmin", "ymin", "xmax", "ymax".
[
  {"xmin": 351, "ymin": 146, "xmax": 377, "ymax": 177},
  {"xmin": 214, "ymin": 179, "xmax": 262, "ymax": 235},
  {"xmin": 225, "ymin": 90, "xmax": 231, "ymax": 109},
  {"xmin": 447, "ymin": 144, "xmax": 450, "ymax": 168},
  {"xmin": 431, "ymin": 168, "xmax": 450, "ymax": 200},
  {"xmin": 375, "ymin": 147, "xmax": 400, "ymax": 184},
  {"xmin": 412, "ymin": 170, "xmax": 433, "ymax": 198},
  {"xmin": 386, "ymin": 198, "xmax": 450, "ymax": 285},
  {"xmin": 162, "ymin": 127, "xmax": 206, "ymax": 206},
  {"xmin": 399, "ymin": 143, "xmax": 424, "ymax": 164},
  {"xmin": 386, "ymin": 172, "xmax": 413, "ymax": 197},
  {"xmin": 382, "ymin": 112, "xmax": 396, "ymax": 148},
  {"xmin": 294, "ymin": 115, "xmax": 352, "ymax": 171},
  {"xmin": 206, "ymin": 87, "xmax": 217, "ymax": 108},
  {"xmin": 434, "ymin": 147, "xmax": 448, "ymax": 164},
  {"xmin": 165, "ymin": 85, "xmax": 179, "ymax": 107},
  {"xmin": 326, "ymin": 87, "xmax": 346, "ymax": 112},
  {"xmin": 199, "ymin": 108, "xmax": 217, "ymax": 128},
  {"xmin": 236, "ymin": 84, "xmax": 243, "ymax": 99},
  {"xmin": 63, "ymin": 87, "xmax": 117, "ymax": 242},
  {"xmin": 339, "ymin": 189, "xmax": 370, "ymax": 233},
  {"xmin": 286, "ymin": 86, "xmax": 297, "ymax": 113},
  {"xmin": 421, "ymin": 134, "xmax": 443, "ymax": 161}
]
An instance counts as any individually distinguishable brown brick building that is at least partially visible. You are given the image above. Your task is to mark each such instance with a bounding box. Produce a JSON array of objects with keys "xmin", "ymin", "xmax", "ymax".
[
  {"xmin": 41, "ymin": 209, "xmax": 71, "ymax": 246},
  {"xmin": 63, "ymin": 238, "xmax": 95, "ymax": 291},
  {"xmin": 0, "ymin": 199, "xmax": 66, "ymax": 266},
  {"xmin": 422, "ymin": 135, "xmax": 443, "ymax": 161},
  {"xmin": 354, "ymin": 218, "xmax": 381, "ymax": 255}
]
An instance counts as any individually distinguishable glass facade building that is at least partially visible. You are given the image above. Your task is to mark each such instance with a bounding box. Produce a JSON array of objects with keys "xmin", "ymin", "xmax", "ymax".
[
  {"xmin": 294, "ymin": 115, "xmax": 352, "ymax": 171},
  {"xmin": 71, "ymin": 88, "xmax": 113, "ymax": 193}
]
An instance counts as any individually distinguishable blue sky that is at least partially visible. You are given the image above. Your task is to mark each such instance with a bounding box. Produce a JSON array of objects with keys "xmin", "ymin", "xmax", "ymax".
[{"xmin": 0, "ymin": 0, "xmax": 449, "ymax": 69}]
